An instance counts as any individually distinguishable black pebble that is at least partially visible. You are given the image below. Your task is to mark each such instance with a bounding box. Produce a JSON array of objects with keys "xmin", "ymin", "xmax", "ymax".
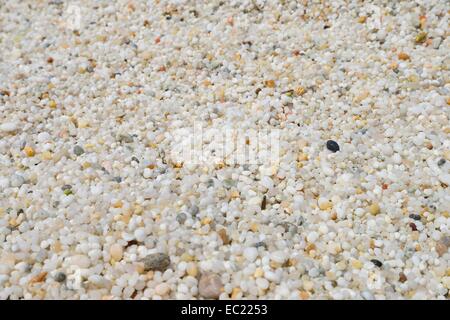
[
  {"xmin": 371, "ymin": 259, "xmax": 383, "ymax": 268},
  {"xmin": 326, "ymin": 140, "xmax": 340, "ymax": 152},
  {"xmin": 437, "ymin": 158, "xmax": 446, "ymax": 167},
  {"xmin": 409, "ymin": 214, "xmax": 421, "ymax": 221}
]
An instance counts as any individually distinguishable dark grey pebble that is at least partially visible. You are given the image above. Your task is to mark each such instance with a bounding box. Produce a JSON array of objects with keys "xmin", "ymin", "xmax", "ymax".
[
  {"xmin": 143, "ymin": 253, "xmax": 171, "ymax": 272},
  {"xmin": 409, "ymin": 214, "xmax": 421, "ymax": 221},
  {"xmin": 254, "ymin": 241, "xmax": 267, "ymax": 249},
  {"xmin": 54, "ymin": 272, "xmax": 66, "ymax": 282},
  {"xmin": 117, "ymin": 134, "xmax": 133, "ymax": 143},
  {"xmin": 437, "ymin": 158, "xmax": 446, "ymax": 167},
  {"xmin": 188, "ymin": 205, "xmax": 199, "ymax": 216},
  {"xmin": 176, "ymin": 212, "xmax": 187, "ymax": 224},
  {"xmin": 112, "ymin": 176, "xmax": 122, "ymax": 183},
  {"xmin": 73, "ymin": 145, "xmax": 84, "ymax": 156}
]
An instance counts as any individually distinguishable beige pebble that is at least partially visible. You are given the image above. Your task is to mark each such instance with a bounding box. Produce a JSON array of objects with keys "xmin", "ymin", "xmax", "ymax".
[
  {"xmin": 186, "ymin": 263, "xmax": 198, "ymax": 277},
  {"xmin": 155, "ymin": 283, "xmax": 171, "ymax": 296},
  {"xmin": 198, "ymin": 273, "xmax": 223, "ymax": 299},
  {"xmin": 67, "ymin": 255, "xmax": 91, "ymax": 268},
  {"xmin": 318, "ymin": 198, "xmax": 332, "ymax": 210},
  {"xmin": 351, "ymin": 260, "xmax": 363, "ymax": 269},
  {"xmin": 254, "ymin": 267, "xmax": 264, "ymax": 278},
  {"xmin": 231, "ymin": 287, "xmax": 241, "ymax": 299},
  {"xmin": 436, "ymin": 241, "xmax": 448, "ymax": 257},
  {"xmin": 443, "ymin": 150, "xmax": 450, "ymax": 161},
  {"xmin": 299, "ymin": 290, "xmax": 310, "ymax": 300},
  {"xmin": 303, "ymin": 280, "xmax": 314, "ymax": 291},
  {"xmin": 110, "ymin": 244, "xmax": 123, "ymax": 261}
]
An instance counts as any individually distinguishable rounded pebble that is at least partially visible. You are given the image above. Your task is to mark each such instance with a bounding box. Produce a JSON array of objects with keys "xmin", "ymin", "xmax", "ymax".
[{"xmin": 198, "ymin": 273, "xmax": 223, "ymax": 299}]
